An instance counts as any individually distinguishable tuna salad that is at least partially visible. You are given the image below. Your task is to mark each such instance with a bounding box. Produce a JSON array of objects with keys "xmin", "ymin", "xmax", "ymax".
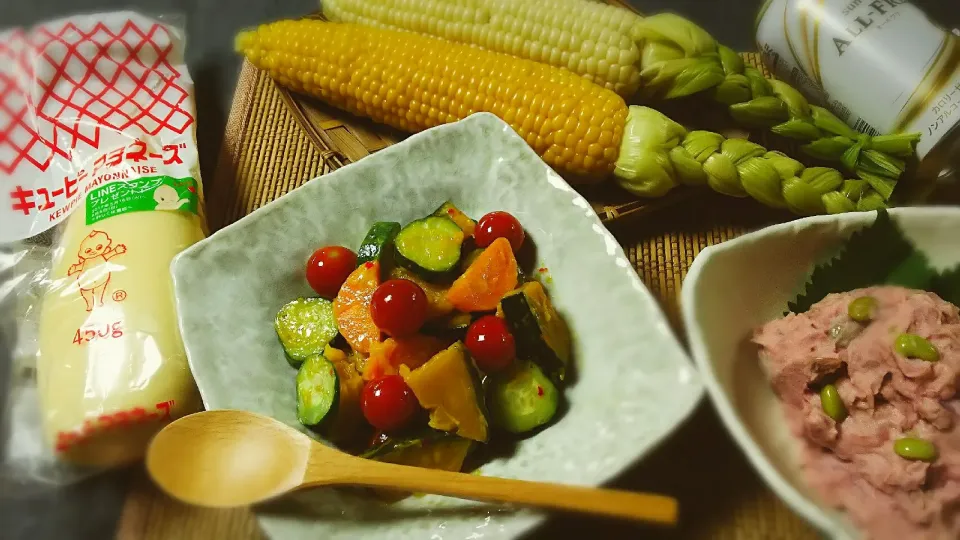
[{"xmin": 754, "ymin": 286, "xmax": 960, "ymax": 540}]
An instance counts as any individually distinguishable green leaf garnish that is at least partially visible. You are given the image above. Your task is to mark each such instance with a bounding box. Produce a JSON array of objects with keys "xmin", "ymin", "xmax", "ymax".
[
  {"xmin": 885, "ymin": 252, "xmax": 939, "ymax": 290},
  {"xmin": 787, "ymin": 210, "xmax": 950, "ymax": 313},
  {"xmin": 932, "ymin": 267, "xmax": 960, "ymax": 307}
]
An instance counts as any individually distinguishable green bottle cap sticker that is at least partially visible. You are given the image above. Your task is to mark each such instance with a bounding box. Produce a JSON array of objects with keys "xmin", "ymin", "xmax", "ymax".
[{"xmin": 85, "ymin": 176, "xmax": 199, "ymax": 225}]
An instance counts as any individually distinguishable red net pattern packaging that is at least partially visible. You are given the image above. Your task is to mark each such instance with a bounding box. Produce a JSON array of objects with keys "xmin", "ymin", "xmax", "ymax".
[
  {"xmin": 1, "ymin": 11, "xmax": 198, "ymax": 240},
  {"xmin": 0, "ymin": 12, "xmax": 207, "ymax": 487}
]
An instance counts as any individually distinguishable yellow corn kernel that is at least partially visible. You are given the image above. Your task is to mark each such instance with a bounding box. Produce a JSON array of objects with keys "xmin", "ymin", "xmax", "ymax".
[
  {"xmin": 236, "ymin": 20, "xmax": 627, "ymax": 178},
  {"xmin": 322, "ymin": 0, "xmax": 643, "ymax": 96}
]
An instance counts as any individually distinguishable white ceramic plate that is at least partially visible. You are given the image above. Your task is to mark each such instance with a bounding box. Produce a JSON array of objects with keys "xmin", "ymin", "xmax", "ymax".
[
  {"xmin": 680, "ymin": 207, "xmax": 960, "ymax": 540},
  {"xmin": 171, "ymin": 113, "xmax": 703, "ymax": 539}
]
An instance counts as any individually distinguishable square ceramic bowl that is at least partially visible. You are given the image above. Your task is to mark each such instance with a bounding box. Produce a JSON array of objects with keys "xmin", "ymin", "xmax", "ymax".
[
  {"xmin": 680, "ymin": 207, "xmax": 960, "ymax": 540},
  {"xmin": 171, "ymin": 113, "xmax": 703, "ymax": 539}
]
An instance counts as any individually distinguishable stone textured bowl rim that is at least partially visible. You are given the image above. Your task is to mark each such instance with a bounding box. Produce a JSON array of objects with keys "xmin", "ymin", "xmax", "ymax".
[
  {"xmin": 171, "ymin": 113, "xmax": 704, "ymax": 539},
  {"xmin": 681, "ymin": 207, "xmax": 960, "ymax": 540}
]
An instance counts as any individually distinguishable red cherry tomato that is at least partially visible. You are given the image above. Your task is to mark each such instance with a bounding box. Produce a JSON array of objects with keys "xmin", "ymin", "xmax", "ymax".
[
  {"xmin": 475, "ymin": 211, "xmax": 525, "ymax": 251},
  {"xmin": 465, "ymin": 315, "xmax": 516, "ymax": 372},
  {"xmin": 370, "ymin": 279, "xmax": 428, "ymax": 336},
  {"xmin": 361, "ymin": 375, "xmax": 419, "ymax": 432},
  {"xmin": 305, "ymin": 246, "xmax": 357, "ymax": 298}
]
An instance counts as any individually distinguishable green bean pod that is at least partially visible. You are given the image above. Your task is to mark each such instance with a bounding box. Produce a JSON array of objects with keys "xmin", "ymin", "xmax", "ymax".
[
  {"xmin": 847, "ymin": 296, "xmax": 877, "ymax": 323},
  {"xmin": 893, "ymin": 437, "xmax": 938, "ymax": 462},
  {"xmin": 894, "ymin": 333, "xmax": 940, "ymax": 362},
  {"xmin": 820, "ymin": 384, "xmax": 847, "ymax": 422}
]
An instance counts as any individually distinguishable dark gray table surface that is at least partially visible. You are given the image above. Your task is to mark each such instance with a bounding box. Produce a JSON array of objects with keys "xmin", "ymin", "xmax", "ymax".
[{"xmin": 2, "ymin": 1, "xmax": 957, "ymax": 539}]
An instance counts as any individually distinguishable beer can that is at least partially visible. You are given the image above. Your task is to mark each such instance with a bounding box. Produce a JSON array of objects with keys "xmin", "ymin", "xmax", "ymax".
[{"xmin": 756, "ymin": 0, "xmax": 960, "ymax": 183}]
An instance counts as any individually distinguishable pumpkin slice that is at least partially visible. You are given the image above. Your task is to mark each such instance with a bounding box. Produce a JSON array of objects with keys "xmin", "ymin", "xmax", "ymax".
[
  {"xmin": 422, "ymin": 312, "xmax": 473, "ymax": 339},
  {"xmin": 403, "ymin": 342, "xmax": 488, "ymax": 442},
  {"xmin": 362, "ymin": 334, "xmax": 451, "ymax": 381},
  {"xmin": 379, "ymin": 437, "xmax": 473, "ymax": 476},
  {"xmin": 389, "ymin": 266, "xmax": 455, "ymax": 319},
  {"xmin": 498, "ymin": 281, "xmax": 572, "ymax": 379},
  {"xmin": 446, "ymin": 237, "xmax": 518, "ymax": 312},
  {"xmin": 433, "ymin": 201, "xmax": 477, "ymax": 236},
  {"xmin": 322, "ymin": 345, "xmax": 365, "ymax": 444},
  {"xmin": 333, "ymin": 261, "xmax": 381, "ymax": 353},
  {"xmin": 363, "ymin": 432, "xmax": 474, "ymax": 501}
]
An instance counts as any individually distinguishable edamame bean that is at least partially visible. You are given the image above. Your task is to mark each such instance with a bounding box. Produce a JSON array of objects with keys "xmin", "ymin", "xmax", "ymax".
[
  {"xmin": 847, "ymin": 296, "xmax": 877, "ymax": 322},
  {"xmin": 820, "ymin": 384, "xmax": 847, "ymax": 422},
  {"xmin": 893, "ymin": 437, "xmax": 938, "ymax": 462},
  {"xmin": 894, "ymin": 333, "xmax": 940, "ymax": 362}
]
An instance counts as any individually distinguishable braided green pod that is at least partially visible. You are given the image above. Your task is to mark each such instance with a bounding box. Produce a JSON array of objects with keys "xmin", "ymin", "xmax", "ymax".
[
  {"xmin": 616, "ymin": 106, "xmax": 887, "ymax": 215},
  {"xmin": 630, "ymin": 13, "xmax": 920, "ymax": 191}
]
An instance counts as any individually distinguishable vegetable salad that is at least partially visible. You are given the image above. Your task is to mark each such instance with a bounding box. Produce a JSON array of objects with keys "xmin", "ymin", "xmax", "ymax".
[{"xmin": 275, "ymin": 202, "xmax": 572, "ymax": 479}]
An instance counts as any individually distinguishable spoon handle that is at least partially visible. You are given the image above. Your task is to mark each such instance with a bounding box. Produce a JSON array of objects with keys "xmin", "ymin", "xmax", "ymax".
[{"xmin": 314, "ymin": 458, "xmax": 678, "ymax": 526}]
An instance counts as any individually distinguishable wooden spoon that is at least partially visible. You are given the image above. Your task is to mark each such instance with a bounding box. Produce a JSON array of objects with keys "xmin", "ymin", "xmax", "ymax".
[{"xmin": 146, "ymin": 410, "xmax": 678, "ymax": 526}]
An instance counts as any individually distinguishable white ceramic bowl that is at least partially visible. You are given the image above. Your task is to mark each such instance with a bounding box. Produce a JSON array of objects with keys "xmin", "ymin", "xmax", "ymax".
[
  {"xmin": 680, "ymin": 207, "xmax": 960, "ymax": 539},
  {"xmin": 171, "ymin": 113, "xmax": 703, "ymax": 540}
]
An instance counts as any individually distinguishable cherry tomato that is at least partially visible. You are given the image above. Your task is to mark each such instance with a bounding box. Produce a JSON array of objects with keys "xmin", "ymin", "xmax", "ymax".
[
  {"xmin": 465, "ymin": 315, "xmax": 516, "ymax": 372},
  {"xmin": 361, "ymin": 375, "xmax": 419, "ymax": 432},
  {"xmin": 475, "ymin": 211, "xmax": 525, "ymax": 251},
  {"xmin": 370, "ymin": 279, "xmax": 428, "ymax": 336},
  {"xmin": 305, "ymin": 246, "xmax": 357, "ymax": 298}
]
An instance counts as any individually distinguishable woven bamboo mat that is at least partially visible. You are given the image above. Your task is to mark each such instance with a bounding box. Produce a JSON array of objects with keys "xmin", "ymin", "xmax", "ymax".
[
  {"xmin": 116, "ymin": 65, "xmax": 818, "ymax": 540},
  {"xmin": 117, "ymin": 13, "xmax": 822, "ymax": 540}
]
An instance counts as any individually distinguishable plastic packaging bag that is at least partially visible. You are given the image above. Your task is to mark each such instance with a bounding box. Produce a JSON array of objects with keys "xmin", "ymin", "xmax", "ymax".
[{"xmin": 0, "ymin": 11, "xmax": 206, "ymax": 490}]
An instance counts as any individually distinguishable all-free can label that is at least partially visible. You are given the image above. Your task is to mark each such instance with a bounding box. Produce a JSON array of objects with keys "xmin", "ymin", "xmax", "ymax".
[{"xmin": 756, "ymin": 0, "xmax": 960, "ymax": 159}]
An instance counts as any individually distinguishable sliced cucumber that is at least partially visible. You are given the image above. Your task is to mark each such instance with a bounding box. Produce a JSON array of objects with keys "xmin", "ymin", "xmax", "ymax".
[
  {"xmin": 276, "ymin": 298, "xmax": 339, "ymax": 367},
  {"xmin": 487, "ymin": 361, "xmax": 559, "ymax": 434},
  {"xmin": 432, "ymin": 201, "xmax": 476, "ymax": 236},
  {"xmin": 395, "ymin": 216, "xmax": 465, "ymax": 279},
  {"xmin": 296, "ymin": 354, "xmax": 340, "ymax": 427},
  {"xmin": 357, "ymin": 221, "xmax": 401, "ymax": 269}
]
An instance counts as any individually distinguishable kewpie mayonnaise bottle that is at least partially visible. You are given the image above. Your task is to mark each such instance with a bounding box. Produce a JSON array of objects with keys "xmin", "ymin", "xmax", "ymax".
[{"xmin": 37, "ymin": 176, "xmax": 206, "ymax": 467}]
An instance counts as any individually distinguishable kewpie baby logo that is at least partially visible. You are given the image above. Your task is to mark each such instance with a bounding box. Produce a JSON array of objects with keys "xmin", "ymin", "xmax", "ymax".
[
  {"xmin": 68, "ymin": 230, "xmax": 127, "ymax": 312},
  {"xmin": 153, "ymin": 184, "xmax": 189, "ymax": 211}
]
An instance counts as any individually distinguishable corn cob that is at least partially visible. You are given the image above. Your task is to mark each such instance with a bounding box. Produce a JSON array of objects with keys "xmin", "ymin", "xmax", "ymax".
[
  {"xmin": 322, "ymin": 0, "xmax": 644, "ymax": 96},
  {"xmin": 238, "ymin": 18, "xmax": 625, "ymax": 178},
  {"xmin": 235, "ymin": 19, "xmax": 885, "ymax": 215},
  {"xmin": 321, "ymin": 0, "xmax": 919, "ymax": 195}
]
